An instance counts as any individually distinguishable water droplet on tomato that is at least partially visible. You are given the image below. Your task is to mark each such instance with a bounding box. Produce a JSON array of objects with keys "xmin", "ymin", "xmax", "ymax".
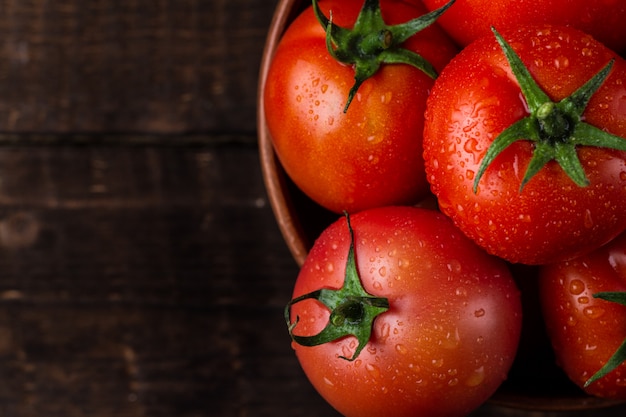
[
  {"xmin": 395, "ymin": 344, "xmax": 408, "ymax": 355},
  {"xmin": 323, "ymin": 377, "xmax": 334, "ymax": 386},
  {"xmin": 583, "ymin": 306, "xmax": 606, "ymax": 319},
  {"xmin": 397, "ymin": 258, "xmax": 410, "ymax": 269},
  {"xmin": 431, "ymin": 358, "xmax": 444, "ymax": 368},
  {"xmin": 378, "ymin": 266, "xmax": 387, "ymax": 277},
  {"xmin": 474, "ymin": 308, "xmax": 486, "ymax": 318},
  {"xmin": 569, "ymin": 279, "xmax": 585, "ymax": 295},
  {"xmin": 447, "ymin": 259, "xmax": 462, "ymax": 273},
  {"xmin": 465, "ymin": 366, "xmax": 485, "ymax": 387},
  {"xmin": 366, "ymin": 363, "xmax": 381, "ymax": 378},
  {"xmin": 379, "ymin": 322, "xmax": 390, "ymax": 342},
  {"xmin": 585, "ymin": 344, "xmax": 597, "ymax": 351},
  {"xmin": 554, "ymin": 55, "xmax": 569, "ymax": 70},
  {"xmin": 321, "ymin": 84, "xmax": 328, "ymax": 93},
  {"xmin": 578, "ymin": 296, "xmax": 590, "ymax": 304}
]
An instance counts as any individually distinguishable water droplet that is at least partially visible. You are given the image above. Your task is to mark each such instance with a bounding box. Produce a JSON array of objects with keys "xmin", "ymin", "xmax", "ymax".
[
  {"xmin": 448, "ymin": 378, "xmax": 459, "ymax": 387},
  {"xmin": 323, "ymin": 377, "xmax": 334, "ymax": 386},
  {"xmin": 354, "ymin": 359, "xmax": 362, "ymax": 368},
  {"xmin": 567, "ymin": 315, "xmax": 577, "ymax": 326},
  {"xmin": 366, "ymin": 363, "xmax": 381, "ymax": 378},
  {"xmin": 378, "ymin": 266, "xmax": 387, "ymax": 277},
  {"xmin": 585, "ymin": 344, "xmax": 597, "ymax": 351},
  {"xmin": 431, "ymin": 358, "xmax": 444, "ymax": 368},
  {"xmin": 321, "ymin": 84, "xmax": 328, "ymax": 93},
  {"xmin": 326, "ymin": 262, "xmax": 334, "ymax": 273},
  {"xmin": 373, "ymin": 281, "xmax": 383, "ymax": 291},
  {"xmin": 578, "ymin": 296, "xmax": 590, "ymax": 304},
  {"xmin": 569, "ymin": 279, "xmax": 585, "ymax": 295},
  {"xmin": 398, "ymin": 258, "xmax": 410, "ymax": 269},
  {"xmin": 465, "ymin": 366, "xmax": 485, "ymax": 387},
  {"xmin": 455, "ymin": 287, "xmax": 467, "ymax": 297},
  {"xmin": 367, "ymin": 135, "xmax": 383, "ymax": 145},
  {"xmin": 379, "ymin": 322, "xmax": 390, "ymax": 343},
  {"xmin": 474, "ymin": 308, "xmax": 486, "ymax": 318},
  {"xmin": 395, "ymin": 344, "xmax": 408, "ymax": 355},
  {"xmin": 554, "ymin": 56, "xmax": 569, "ymax": 69},
  {"xmin": 583, "ymin": 306, "xmax": 606, "ymax": 319},
  {"xmin": 381, "ymin": 91, "xmax": 392, "ymax": 104},
  {"xmin": 312, "ymin": 78, "xmax": 320, "ymax": 87},
  {"xmin": 447, "ymin": 259, "xmax": 462, "ymax": 273}
]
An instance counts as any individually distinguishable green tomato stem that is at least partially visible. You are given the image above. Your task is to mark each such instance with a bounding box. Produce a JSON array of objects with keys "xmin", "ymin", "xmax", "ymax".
[
  {"xmin": 312, "ymin": 0, "xmax": 455, "ymax": 113},
  {"xmin": 284, "ymin": 213, "xmax": 389, "ymax": 361},
  {"xmin": 585, "ymin": 292, "xmax": 626, "ymax": 387},
  {"xmin": 473, "ymin": 28, "xmax": 626, "ymax": 193}
]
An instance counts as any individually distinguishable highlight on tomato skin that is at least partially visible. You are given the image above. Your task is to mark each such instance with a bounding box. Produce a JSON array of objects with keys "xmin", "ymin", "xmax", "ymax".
[
  {"xmin": 422, "ymin": 24, "xmax": 626, "ymax": 265},
  {"xmin": 539, "ymin": 231, "xmax": 626, "ymax": 399},
  {"xmin": 286, "ymin": 206, "xmax": 522, "ymax": 417}
]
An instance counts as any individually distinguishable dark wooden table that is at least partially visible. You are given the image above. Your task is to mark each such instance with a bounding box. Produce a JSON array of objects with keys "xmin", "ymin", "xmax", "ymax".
[{"xmin": 1, "ymin": 1, "xmax": 626, "ymax": 416}]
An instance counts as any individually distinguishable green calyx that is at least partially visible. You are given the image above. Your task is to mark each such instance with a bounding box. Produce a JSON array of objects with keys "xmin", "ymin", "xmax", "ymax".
[
  {"xmin": 585, "ymin": 292, "xmax": 626, "ymax": 387},
  {"xmin": 473, "ymin": 27, "xmax": 626, "ymax": 194},
  {"xmin": 312, "ymin": 0, "xmax": 455, "ymax": 113},
  {"xmin": 284, "ymin": 213, "xmax": 389, "ymax": 361}
]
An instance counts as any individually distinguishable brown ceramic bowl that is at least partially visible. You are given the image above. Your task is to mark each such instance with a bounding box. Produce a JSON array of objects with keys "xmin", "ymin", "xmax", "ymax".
[{"xmin": 257, "ymin": 0, "xmax": 625, "ymax": 412}]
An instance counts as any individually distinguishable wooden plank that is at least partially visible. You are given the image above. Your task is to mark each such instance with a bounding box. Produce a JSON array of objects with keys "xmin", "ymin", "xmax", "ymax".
[{"xmin": 0, "ymin": 0, "xmax": 278, "ymax": 135}]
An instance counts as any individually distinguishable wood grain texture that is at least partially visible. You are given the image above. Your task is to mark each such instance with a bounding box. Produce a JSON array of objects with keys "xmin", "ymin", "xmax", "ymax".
[{"xmin": 0, "ymin": 0, "xmax": 278, "ymax": 134}]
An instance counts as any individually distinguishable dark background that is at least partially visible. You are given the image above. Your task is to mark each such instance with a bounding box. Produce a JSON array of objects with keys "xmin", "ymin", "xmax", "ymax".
[{"xmin": 0, "ymin": 0, "xmax": 624, "ymax": 416}]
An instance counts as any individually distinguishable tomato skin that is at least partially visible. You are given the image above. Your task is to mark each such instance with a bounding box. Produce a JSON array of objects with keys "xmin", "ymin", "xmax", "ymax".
[
  {"xmin": 422, "ymin": 0, "xmax": 626, "ymax": 54},
  {"xmin": 289, "ymin": 206, "xmax": 522, "ymax": 417},
  {"xmin": 263, "ymin": 0, "xmax": 458, "ymax": 214},
  {"xmin": 423, "ymin": 25, "xmax": 626, "ymax": 265},
  {"xmin": 540, "ymin": 231, "xmax": 626, "ymax": 399}
]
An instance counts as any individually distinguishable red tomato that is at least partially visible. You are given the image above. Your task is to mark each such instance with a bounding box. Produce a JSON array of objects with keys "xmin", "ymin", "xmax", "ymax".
[
  {"xmin": 422, "ymin": 0, "xmax": 626, "ymax": 54},
  {"xmin": 540, "ymin": 231, "xmax": 626, "ymax": 399},
  {"xmin": 286, "ymin": 206, "xmax": 522, "ymax": 417},
  {"xmin": 263, "ymin": 0, "xmax": 458, "ymax": 213},
  {"xmin": 423, "ymin": 25, "xmax": 626, "ymax": 265}
]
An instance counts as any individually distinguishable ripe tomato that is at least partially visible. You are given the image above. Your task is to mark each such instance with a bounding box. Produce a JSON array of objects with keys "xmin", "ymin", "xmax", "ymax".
[
  {"xmin": 422, "ymin": 0, "xmax": 626, "ymax": 54},
  {"xmin": 285, "ymin": 206, "xmax": 522, "ymax": 417},
  {"xmin": 423, "ymin": 25, "xmax": 626, "ymax": 265},
  {"xmin": 540, "ymin": 231, "xmax": 626, "ymax": 399},
  {"xmin": 263, "ymin": 0, "xmax": 458, "ymax": 213}
]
